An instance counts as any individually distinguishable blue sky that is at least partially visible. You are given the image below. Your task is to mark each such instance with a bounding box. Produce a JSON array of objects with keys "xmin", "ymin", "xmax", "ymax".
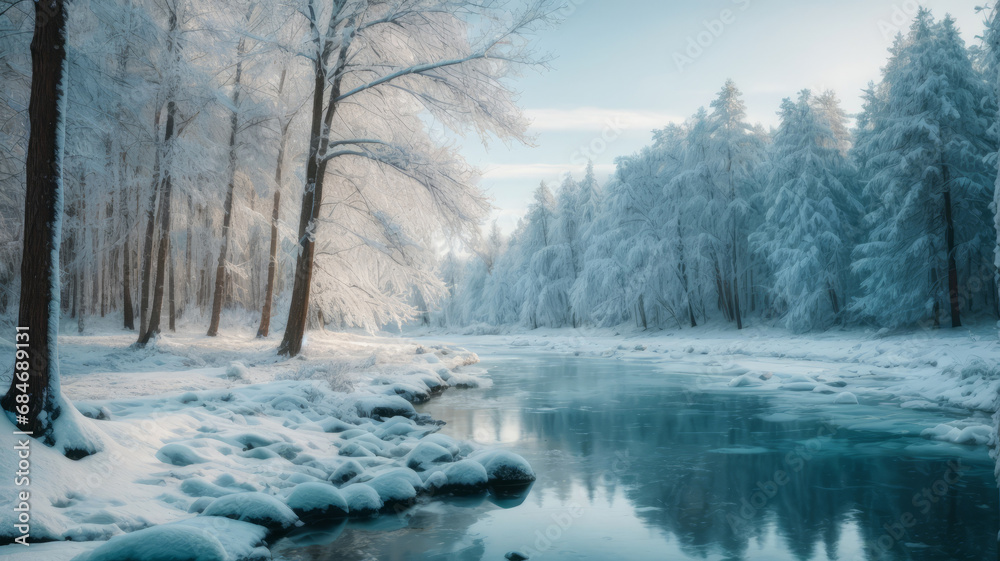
[{"xmin": 462, "ymin": 0, "xmax": 986, "ymax": 232}]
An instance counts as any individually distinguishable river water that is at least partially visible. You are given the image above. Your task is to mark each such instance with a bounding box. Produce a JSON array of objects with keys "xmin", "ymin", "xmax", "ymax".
[{"xmin": 273, "ymin": 352, "xmax": 998, "ymax": 560}]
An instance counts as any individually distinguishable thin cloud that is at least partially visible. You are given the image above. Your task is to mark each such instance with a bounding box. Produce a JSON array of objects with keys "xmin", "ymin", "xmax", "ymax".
[
  {"xmin": 481, "ymin": 163, "xmax": 616, "ymax": 180},
  {"xmin": 525, "ymin": 108, "xmax": 683, "ymax": 131}
]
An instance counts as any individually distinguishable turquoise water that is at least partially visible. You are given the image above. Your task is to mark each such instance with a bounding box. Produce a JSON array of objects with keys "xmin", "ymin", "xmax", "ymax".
[{"xmin": 274, "ymin": 354, "xmax": 998, "ymax": 561}]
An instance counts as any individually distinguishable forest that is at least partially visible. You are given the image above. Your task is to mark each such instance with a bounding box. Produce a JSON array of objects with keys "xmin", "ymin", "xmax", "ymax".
[
  {"xmin": 0, "ymin": 0, "xmax": 551, "ymax": 354},
  {"xmin": 2, "ymin": 2, "xmax": 1000, "ymax": 560},
  {"xmin": 437, "ymin": 10, "xmax": 1000, "ymax": 335}
]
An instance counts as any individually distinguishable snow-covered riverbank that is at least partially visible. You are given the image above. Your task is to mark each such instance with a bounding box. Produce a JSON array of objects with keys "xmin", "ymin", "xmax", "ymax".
[
  {"xmin": 414, "ymin": 324, "xmax": 1000, "ymax": 447},
  {"xmin": 0, "ymin": 327, "xmax": 534, "ymax": 561}
]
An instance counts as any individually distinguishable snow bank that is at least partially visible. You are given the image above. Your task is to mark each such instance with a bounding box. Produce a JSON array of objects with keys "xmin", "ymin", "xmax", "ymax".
[
  {"xmin": 0, "ymin": 328, "xmax": 509, "ymax": 559},
  {"xmin": 921, "ymin": 423, "xmax": 992, "ymax": 446}
]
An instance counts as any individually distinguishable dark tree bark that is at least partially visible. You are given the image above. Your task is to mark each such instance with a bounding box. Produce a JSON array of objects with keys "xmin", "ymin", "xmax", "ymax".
[
  {"xmin": 123, "ymin": 236, "xmax": 134, "ymax": 330},
  {"xmin": 1, "ymin": 0, "xmax": 93, "ymax": 457},
  {"xmin": 943, "ymin": 164, "xmax": 961, "ymax": 328},
  {"xmin": 138, "ymin": 108, "xmax": 162, "ymax": 336},
  {"xmin": 258, "ymin": 70, "xmax": 290, "ymax": 339},
  {"xmin": 279, "ymin": 19, "xmax": 354, "ymax": 356},
  {"xmin": 184, "ymin": 194, "xmax": 192, "ymax": 315},
  {"xmin": 258, "ymin": 191, "xmax": 281, "ymax": 338},
  {"xmin": 676, "ymin": 224, "xmax": 696, "ymax": 328},
  {"xmin": 168, "ymin": 238, "xmax": 176, "ymax": 331},
  {"xmin": 138, "ymin": 99, "xmax": 176, "ymax": 346},
  {"xmin": 207, "ymin": 38, "xmax": 245, "ymax": 337},
  {"xmin": 77, "ymin": 192, "xmax": 87, "ymax": 333}
]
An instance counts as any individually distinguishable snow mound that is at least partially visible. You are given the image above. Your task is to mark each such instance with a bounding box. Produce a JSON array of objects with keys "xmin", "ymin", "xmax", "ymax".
[
  {"xmin": 72, "ymin": 524, "xmax": 228, "ymax": 561},
  {"xmin": 226, "ymin": 362, "xmax": 250, "ymax": 380},
  {"xmin": 156, "ymin": 443, "xmax": 207, "ymax": 466},
  {"xmin": 374, "ymin": 417, "xmax": 421, "ymax": 439},
  {"xmin": 422, "ymin": 433, "xmax": 464, "ymax": 456},
  {"xmin": 834, "ymin": 392, "xmax": 859, "ymax": 405},
  {"xmin": 405, "ymin": 441, "xmax": 454, "ymax": 471},
  {"xmin": 921, "ymin": 423, "xmax": 992, "ymax": 446},
  {"xmin": 286, "ymin": 483, "xmax": 348, "ymax": 521},
  {"xmin": 779, "ymin": 382, "xmax": 817, "ymax": 392},
  {"xmin": 200, "ymin": 492, "xmax": 298, "ymax": 532},
  {"xmin": 180, "ymin": 478, "xmax": 236, "ymax": 498},
  {"xmin": 728, "ymin": 373, "xmax": 764, "ymax": 387},
  {"xmin": 354, "ymin": 395, "xmax": 416, "ymax": 420},
  {"xmin": 441, "ymin": 459, "xmax": 489, "ymax": 492},
  {"xmin": 364, "ymin": 469, "xmax": 422, "ymax": 505},
  {"xmin": 471, "ymin": 450, "xmax": 535, "ymax": 483},
  {"xmin": 341, "ymin": 484, "xmax": 383, "ymax": 516},
  {"xmin": 329, "ymin": 459, "xmax": 365, "ymax": 485}
]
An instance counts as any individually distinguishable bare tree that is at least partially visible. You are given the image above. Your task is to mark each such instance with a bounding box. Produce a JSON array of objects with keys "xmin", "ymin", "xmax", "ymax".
[{"xmin": 278, "ymin": 0, "xmax": 552, "ymax": 356}]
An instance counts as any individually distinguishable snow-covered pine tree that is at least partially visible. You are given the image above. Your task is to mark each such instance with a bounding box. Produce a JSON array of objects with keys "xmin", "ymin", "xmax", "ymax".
[
  {"xmin": 750, "ymin": 90, "xmax": 862, "ymax": 332},
  {"xmin": 702, "ymin": 81, "xmax": 765, "ymax": 329},
  {"xmin": 852, "ymin": 10, "xmax": 995, "ymax": 328},
  {"xmin": 512, "ymin": 182, "xmax": 559, "ymax": 328},
  {"xmin": 983, "ymin": 5, "xmax": 1000, "ymax": 319}
]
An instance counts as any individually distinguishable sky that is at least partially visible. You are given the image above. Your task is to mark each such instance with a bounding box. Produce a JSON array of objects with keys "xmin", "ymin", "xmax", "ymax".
[{"xmin": 460, "ymin": 0, "xmax": 987, "ymax": 232}]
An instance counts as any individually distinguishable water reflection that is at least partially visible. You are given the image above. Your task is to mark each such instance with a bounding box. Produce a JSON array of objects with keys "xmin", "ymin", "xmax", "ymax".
[{"xmin": 275, "ymin": 354, "xmax": 997, "ymax": 561}]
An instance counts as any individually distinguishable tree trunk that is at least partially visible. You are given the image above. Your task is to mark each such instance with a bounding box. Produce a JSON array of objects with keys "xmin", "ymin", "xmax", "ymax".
[
  {"xmin": 258, "ymin": 189, "xmax": 281, "ymax": 338},
  {"xmin": 279, "ymin": 27, "xmax": 354, "ymax": 356},
  {"xmin": 123, "ymin": 234, "xmax": 134, "ymax": 330},
  {"xmin": 184, "ymin": 194, "xmax": 192, "ymax": 316},
  {"xmin": 208, "ymin": 39, "xmax": 245, "ymax": 337},
  {"xmin": 138, "ymin": 108, "xmax": 163, "ymax": 336},
  {"xmin": 943, "ymin": 165, "xmax": 961, "ymax": 328},
  {"xmin": 78, "ymin": 192, "xmax": 87, "ymax": 333},
  {"xmin": 257, "ymin": 69, "xmax": 290, "ymax": 339},
  {"xmin": 732, "ymin": 273, "xmax": 743, "ymax": 330},
  {"xmin": 138, "ymin": 98, "xmax": 176, "ymax": 346},
  {"xmin": 168, "ymin": 238, "xmax": 176, "ymax": 332},
  {"xmin": 1, "ymin": 0, "xmax": 93, "ymax": 457}
]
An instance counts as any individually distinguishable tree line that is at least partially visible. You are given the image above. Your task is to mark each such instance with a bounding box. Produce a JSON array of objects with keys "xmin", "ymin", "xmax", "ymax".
[
  {"xmin": 0, "ymin": 0, "xmax": 554, "ymax": 454},
  {"xmin": 437, "ymin": 9, "xmax": 1000, "ymax": 334}
]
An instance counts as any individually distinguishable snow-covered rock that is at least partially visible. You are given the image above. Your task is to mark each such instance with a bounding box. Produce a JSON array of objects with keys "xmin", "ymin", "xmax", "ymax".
[
  {"xmin": 72, "ymin": 517, "xmax": 267, "ymax": 561},
  {"xmin": 286, "ymin": 483, "xmax": 349, "ymax": 522},
  {"xmin": 354, "ymin": 395, "xmax": 417, "ymax": 420},
  {"xmin": 471, "ymin": 450, "xmax": 535, "ymax": 483},
  {"xmin": 199, "ymin": 492, "xmax": 298, "ymax": 533},
  {"xmin": 364, "ymin": 468, "xmax": 423, "ymax": 506},
  {"xmin": 405, "ymin": 441, "xmax": 454, "ymax": 471},
  {"xmin": 834, "ymin": 392, "xmax": 859, "ymax": 404},
  {"xmin": 329, "ymin": 459, "xmax": 366, "ymax": 485},
  {"xmin": 341, "ymin": 484, "xmax": 383, "ymax": 516},
  {"xmin": 440, "ymin": 459, "xmax": 489, "ymax": 493}
]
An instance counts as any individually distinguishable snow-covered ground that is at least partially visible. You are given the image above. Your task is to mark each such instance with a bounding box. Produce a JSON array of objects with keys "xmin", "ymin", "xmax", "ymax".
[
  {"xmin": 2, "ymin": 322, "xmax": 998, "ymax": 560},
  {"xmin": 0, "ymin": 326, "xmax": 534, "ymax": 561}
]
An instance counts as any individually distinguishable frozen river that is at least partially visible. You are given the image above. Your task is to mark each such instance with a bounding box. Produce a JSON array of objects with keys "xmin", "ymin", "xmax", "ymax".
[{"xmin": 273, "ymin": 352, "xmax": 998, "ymax": 560}]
